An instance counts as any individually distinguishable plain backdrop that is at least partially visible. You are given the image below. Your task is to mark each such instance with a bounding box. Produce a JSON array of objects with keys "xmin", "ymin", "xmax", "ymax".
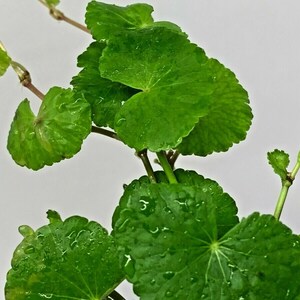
[{"xmin": 1, "ymin": 1, "xmax": 300, "ymax": 299}]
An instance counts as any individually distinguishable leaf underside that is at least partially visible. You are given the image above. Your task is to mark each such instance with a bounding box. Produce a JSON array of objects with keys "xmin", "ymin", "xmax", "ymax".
[
  {"xmin": 0, "ymin": 48, "xmax": 11, "ymax": 76},
  {"xmin": 7, "ymin": 87, "xmax": 91, "ymax": 170},
  {"xmin": 5, "ymin": 212, "xmax": 124, "ymax": 300},
  {"xmin": 113, "ymin": 170, "xmax": 300, "ymax": 300}
]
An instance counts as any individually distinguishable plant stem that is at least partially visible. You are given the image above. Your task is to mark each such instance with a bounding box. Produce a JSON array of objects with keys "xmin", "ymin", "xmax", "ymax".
[
  {"xmin": 274, "ymin": 154, "xmax": 300, "ymax": 220},
  {"xmin": 11, "ymin": 61, "xmax": 44, "ymax": 100},
  {"xmin": 156, "ymin": 151, "xmax": 178, "ymax": 184},
  {"xmin": 91, "ymin": 126, "xmax": 120, "ymax": 141},
  {"xmin": 106, "ymin": 290, "xmax": 126, "ymax": 300},
  {"xmin": 38, "ymin": 0, "xmax": 90, "ymax": 34},
  {"xmin": 167, "ymin": 150, "xmax": 180, "ymax": 170},
  {"xmin": 136, "ymin": 150, "xmax": 157, "ymax": 183}
]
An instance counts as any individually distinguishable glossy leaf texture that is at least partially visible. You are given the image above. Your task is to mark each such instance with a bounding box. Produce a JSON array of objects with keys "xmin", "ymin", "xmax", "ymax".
[
  {"xmin": 71, "ymin": 41, "xmax": 137, "ymax": 128},
  {"xmin": 100, "ymin": 27, "xmax": 251, "ymax": 152},
  {"xmin": 7, "ymin": 87, "xmax": 91, "ymax": 170},
  {"xmin": 5, "ymin": 211, "xmax": 125, "ymax": 300},
  {"xmin": 0, "ymin": 48, "xmax": 11, "ymax": 76},
  {"xmin": 112, "ymin": 170, "xmax": 300, "ymax": 299},
  {"xmin": 268, "ymin": 149, "xmax": 290, "ymax": 182},
  {"xmin": 86, "ymin": 1, "xmax": 183, "ymax": 41}
]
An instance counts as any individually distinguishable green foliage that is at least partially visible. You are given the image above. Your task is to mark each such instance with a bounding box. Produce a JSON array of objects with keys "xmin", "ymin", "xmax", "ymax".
[
  {"xmin": 0, "ymin": 48, "xmax": 11, "ymax": 76},
  {"xmin": 7, "ymin": 87, "xmax": 91, "ymax": 170},
  {"xmin": 86, "ymin": 2, "xmax": 183, "ymax": 41},
  {"xmin": 84, "ymin": 1, "xmax": 252, "ymax": 154},
  {"xmin": 5, "ymin": 211, "xmax": 124, "ymax": 300},
  {"xmin": 2, "ymin": 1, "xmax": 300, "ymax": 300},
  {"xmin": 71, "ymin": 41, "xmax": 137, "ymax": 128},
  {"xmin": 113, "ymin": 170, "xmax": 300, "ymax": 299},
  {"xmin": 268, "ymin": 149, "xmax": 290, "ymax": 182}
]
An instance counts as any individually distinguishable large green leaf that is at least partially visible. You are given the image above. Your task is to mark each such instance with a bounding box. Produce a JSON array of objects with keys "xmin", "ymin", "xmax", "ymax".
[
  {"xmin": 85, "ymin": 1, "xmax": 183, "ymax": 41},
  {"xmin": 7, "ymin": 87, "xmax": 91, "ymax": 170},
  {"xmin": 5, "ymin": 211, "xmax": 125, "ymax": 300},
  {"xmin": 100, "ymin": 27, "xmax": 251, "ymax": 153},
  {"xmin": 267, "ymin": 149, "xmax": 290, "ymax": 182},
  {"xmin": 112, "ymin": 170, "xmax": 300, "ymax": 299},
  {"xmin": 71, "ymin": 41, "xmax": 137, "ymax": 128},
  {"xmin": 100, "ymin": 28, "xmax": 211, "ymax": 151},
  {"xmin": 0, "ymin": 48, "xmax": 11, "ymax": 76}
]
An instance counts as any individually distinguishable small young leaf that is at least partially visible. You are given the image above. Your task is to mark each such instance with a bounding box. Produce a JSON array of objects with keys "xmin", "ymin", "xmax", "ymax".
[
  {"xmin": 5, "ymin": 212, "xmax": 124, "ymax": 300},
  {"xmin": 0, "ymin": 48, "xmax": 11, "ymax": 77},
  {"xmin": 71, "ymin": 42, "xmax": 137, "ymax": 128},
  {"xmin": 113, "ymin": 170, "xmax": 300, "ymax": 299},
  {"xmin": 7, "ymin": 87, "xmax": 91, "ymax": 170},
  {"xmin": 100, "ymin": 27, "xmax": 251, "ymax": 152},
  {"xmin": 267, "ymin": 149, "xmax": 290, "ymax": 181}
]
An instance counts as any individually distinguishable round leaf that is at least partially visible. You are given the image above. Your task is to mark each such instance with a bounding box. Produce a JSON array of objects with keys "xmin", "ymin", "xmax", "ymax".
[
  {"xmin": 5, "ymin": 212, "xmax": 124, "ymax": 300},
  {"xmin": 0, "ymin": 48, "xmax": 11, "ymax": 77},
  {"xmin": 112, "ymin": 170, "xmax": 238, "ymax": 298},
  {"xmin": 112, "ymin": 170, "xmax": 300, "ymax": 299},
  {"xmin": 7, "ymin": 87, "xmax": 91, "ymax": 170},
  {"xmin": 71, "ymin": 41, "xmax": 137, "ymax": 128},
  {"xmin": 101, "ymin": 28, "xmax": 216, "ymax": 151}
]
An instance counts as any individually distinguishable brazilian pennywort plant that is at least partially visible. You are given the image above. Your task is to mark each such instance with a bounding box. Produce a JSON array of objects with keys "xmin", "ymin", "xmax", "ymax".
[{"xmin": 1, "ymin": 1, "xmax": 300, "ymax": 299}]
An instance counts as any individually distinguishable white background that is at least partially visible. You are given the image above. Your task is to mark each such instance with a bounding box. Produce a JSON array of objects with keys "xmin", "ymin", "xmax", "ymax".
[{"xmin": 1, "ymin": 1, "xmax": 300, "ymax": 299}]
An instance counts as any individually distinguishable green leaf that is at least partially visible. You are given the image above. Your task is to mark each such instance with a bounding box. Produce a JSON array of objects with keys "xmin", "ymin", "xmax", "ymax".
[
  {"xmin": 100, "ymin": 28, "xmax": 211, "ymax": 151},
  {"xmin": 71, "ymin": 41, "xmax": 137, "ymax": 128},
  {"xmin": 267, "ymin": 149, "xmax": 290, "ymax": 181},
  {"xmin": 0, "ymin": 48, "xmax": 11, "ymax": 77},
  {"xmin": 5, "ymin": 211, "xmax": 124, "ymax": 300},
  {"xmin": 85, "ymin": 2, "xmax": 184, "ymax": 41},
  {"xmin": 100, "ymin": 27, "xmax": 251, "ymax": 152},
  {"xmin": 113, "ymin": 170, "xmax": 300, "ymax": 299},
  {"xmin": 45, "ymin": 0, "xmax": 60, "ymax": 7},
  {"xmin": 7, "ymin": 87, "xmax": 91, "ymax": 170},
  {"xmin": 177, "ymin": 58, "xmax": 252, "ymax": 156}
]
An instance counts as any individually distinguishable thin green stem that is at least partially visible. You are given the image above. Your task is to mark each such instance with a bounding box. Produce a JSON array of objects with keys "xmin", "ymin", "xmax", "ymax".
[
  {"xmin": 136, "ymin": 150, "xmax": 157, "ymax": 183},
  {"xmin": 274, "ymin": 182, "xmax": 292, "ymax": 220},
  {"xmin": 156, "ymin": 151, "xmax": 178, "ymax": 184},
  {"xmin": 11, "ymin": 61, "xmax": 44, "ymax": 100},
  {"xmin": 274, "ymin": 154, "xmax": 300, "ymax": 220}
]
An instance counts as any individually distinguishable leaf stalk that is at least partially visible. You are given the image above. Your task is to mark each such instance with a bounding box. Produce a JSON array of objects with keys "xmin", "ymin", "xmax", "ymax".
[
  {"xmin": 156, "ymin": 151, "xmax": 178, "ymax": 184},
  {"xmin": 274, "ymin": 154, "xmax": 300, "ymax": 220},
  {"xmin": 38, "ymin": 0, "xmax": 90, "ymax": 34},
  {"xmin": 136, "ymin": 150, "xmax": 157, "ymax": 183}
]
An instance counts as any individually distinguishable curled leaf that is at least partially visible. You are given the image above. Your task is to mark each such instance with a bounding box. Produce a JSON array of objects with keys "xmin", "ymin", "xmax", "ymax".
[{"xmin": 7, "ymin": 87, "xmax": 91, "ymax": 170}]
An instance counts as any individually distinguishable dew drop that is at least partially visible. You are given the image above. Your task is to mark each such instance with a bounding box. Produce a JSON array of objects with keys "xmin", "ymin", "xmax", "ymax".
[
  {"xmin": 150, "ymin": 278, "xmax": 156, "ymax": 285},
  {"xmin": 18, "ymin": 225, "xmax": 34, "ymax": 237},
  {"xmin": 165, "ymin": 290, "xmax": 174, "ymax": 298},
  {"xmin": 163, "ymin": 271, "xmax": 175, "ymax": 280}
]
